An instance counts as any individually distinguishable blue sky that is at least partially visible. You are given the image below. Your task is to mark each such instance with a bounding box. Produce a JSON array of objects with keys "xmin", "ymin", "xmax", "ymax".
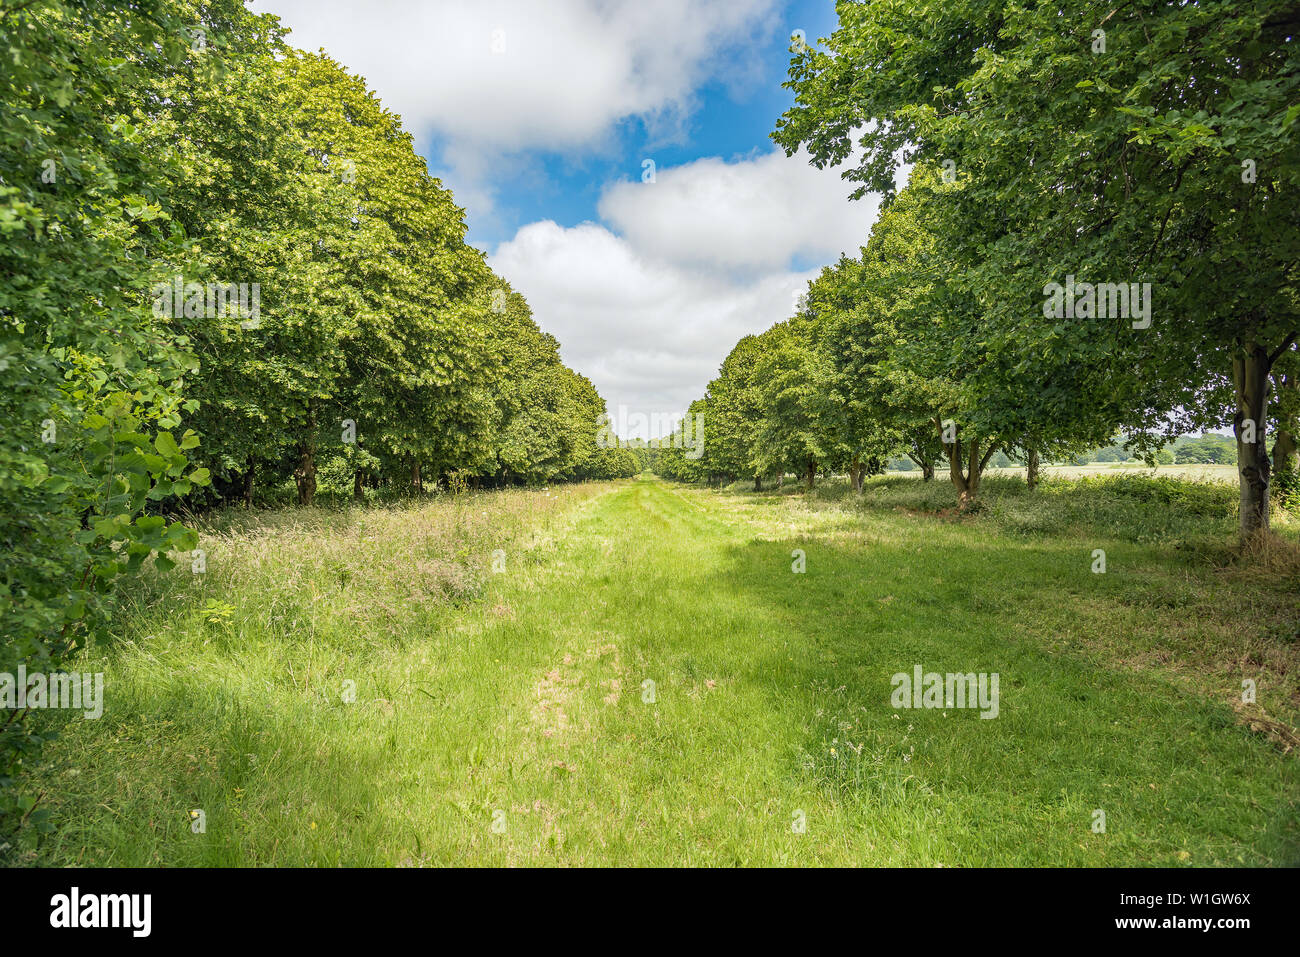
[
  {"xmin": 439, "ymin": 0, "xmax": 840, "ymax": 250},
  {"xmin": 256, "ymin": 0, "xmax": 876, "ymax": 438}
]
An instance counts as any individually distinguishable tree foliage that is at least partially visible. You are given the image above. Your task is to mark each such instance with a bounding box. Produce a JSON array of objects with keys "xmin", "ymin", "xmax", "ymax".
[
  {"xmin": 771, "ymin": 0, "xmax": 1299, "ymax": 532},
  {"xmin": 0, "ymin": 0, "xmax": 630, "ymax": 831}
]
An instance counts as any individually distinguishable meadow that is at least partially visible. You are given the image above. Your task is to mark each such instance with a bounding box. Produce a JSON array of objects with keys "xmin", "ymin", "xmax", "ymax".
[{"xmin": 16, "ymin": 474, "xmax": 1298, "ymax": 866}]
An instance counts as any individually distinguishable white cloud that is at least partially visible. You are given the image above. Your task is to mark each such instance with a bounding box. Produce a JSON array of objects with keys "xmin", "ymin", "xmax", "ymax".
[
  {"xmin": 599, "ymin": 148, "xmax": 880, "ymax": 273},
  {"xmin": 490, "ymin": 219, "xmax": 823, "ymax": 440},
  {"xmin": 487, "ymin": 150, "xmax": 882, "ymax": 437},
  {"xmin": 253, "ymin": 0, "xmax": 778, "ymax": 152},
  {"xmin": 253, "ymin": 0, "xmax": 784, "ymax": 239}
]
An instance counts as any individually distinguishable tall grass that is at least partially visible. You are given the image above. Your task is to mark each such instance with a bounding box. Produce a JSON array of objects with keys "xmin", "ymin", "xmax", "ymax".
[
  {"xmin": 12, "ymin": 476, "xmax": 1298, "ymax": 866},
  {"xmin": 776, "ymin": 472, "xmax": 1294, "ymax": 545}
]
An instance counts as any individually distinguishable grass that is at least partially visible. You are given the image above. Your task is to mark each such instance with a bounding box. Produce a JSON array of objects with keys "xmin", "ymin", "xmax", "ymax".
[{"xmin": 13, "ymin": 475, "xmax": 1299, "ymax": 866}]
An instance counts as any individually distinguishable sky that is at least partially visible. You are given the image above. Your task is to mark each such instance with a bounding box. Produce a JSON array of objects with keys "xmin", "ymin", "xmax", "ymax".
[{"xmin": 252, "ymin": 0, "xmax": 882, "ymax": 439}]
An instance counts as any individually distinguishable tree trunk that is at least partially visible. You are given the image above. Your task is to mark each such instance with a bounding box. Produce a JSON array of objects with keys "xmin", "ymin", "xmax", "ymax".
[
  {"xmin": 1274, "ymin": 427, "xmax": 1297, "ymax": 476},
  {"xmin": 850, "ymin": 454, "xmax": 863, "ymax": 493},
  {"xmin": 1272, "ymin": 372, "xmax": 1297, "ymax": 480},
  {"xmin": 777, "ymin": 473, "xmax": 784, "ymax": 491},
  {"xmin": 947, "ymin": 439, "xmax": 974, "ymax": 506},
  {"xmin": 411, "ymin": 460, "xmax": 423, "ymax": 495},
  {"xmin": 1026, "ymin": 448, "xmax": 1040, "ymax": 490},
  {"xmin": 754, "ymin": 474, "xmax": 763, "ymax": 492},
  {"xmin": 243, "ymin": 457, "xmax": 255, "ymax": 508},
  {"xmin": 353, "ymin": 469, "xmax": 364, "ymax": 501},
  {"xmin": 909, "ymin": 437, "xmax": 937, "ymax": 481},
  {"xmin": 805, "ymin": 458, "xmax": 816, "ymax": 491},
  {"xmin": 294, "ymin": 410, "xmax": 317, "ymax": 506},
  {"xmin": 945, "ymin": 434, "xmax": 995, "ymax": 507},
  {"xmin": 1274, "ymin": 405, "xmax": 1298, "ymax": 511},
  {"xmin": 294, "ymin": 442, "xmax": 316, "ymax": 506},
  {"xmin": 1233, "ymin": 342, "xmax": 1272, "ymax": 535}
]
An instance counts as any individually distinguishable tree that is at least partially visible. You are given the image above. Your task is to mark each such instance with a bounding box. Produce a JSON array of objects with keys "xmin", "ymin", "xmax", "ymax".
[
  {"xmin": 143, "ymin": 14, "xmax": 360, "ymax": 506},
  {"xmin": 775, "ymin": 0, "xmax": 1299, "ymax": 535},
  {"xmin": 272, "ymin": 51, "xmax": 499, "ymax": 499},
  {"xmin": 698, "ymin": 335, "xmax": 766, "ymax": 487},
  {"xmin": 846, "ymin": 172, "xmax": 1007, "ymax": 505},
  {"xmin": 1271, "ymin": 347, "xmax": 1299, "ymax": 510},
  {"xmin": 751, "ymin": 320, "xmax": 843, "ymax": 490},
  {"xmin": 0, "ymin": 0, "xmax": 210, "ymax": 826},
  {"xmin": 803, "ymin": 265, "xmax": 902, "ymax": 491},
  {"xmin": 479, "ymin": 283, "xmax": 571, "ymax": 485}
]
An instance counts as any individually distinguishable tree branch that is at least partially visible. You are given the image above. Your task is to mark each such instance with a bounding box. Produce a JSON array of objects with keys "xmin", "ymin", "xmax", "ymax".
[{"xmin": 1268, "ymin": 331, "xmax": 1298, "ymax": 369}]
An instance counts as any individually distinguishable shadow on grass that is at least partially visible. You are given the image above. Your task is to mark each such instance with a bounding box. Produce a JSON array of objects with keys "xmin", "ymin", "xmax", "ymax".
[{"xmin": 696, "ymin": 517, "xmax": 1300, "ymax": 865}]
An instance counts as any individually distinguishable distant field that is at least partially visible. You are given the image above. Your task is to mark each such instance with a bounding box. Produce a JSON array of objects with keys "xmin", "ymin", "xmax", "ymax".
[{"xmin": 901, "ymin": 463, "xmax": 1241, "ymax": 484}]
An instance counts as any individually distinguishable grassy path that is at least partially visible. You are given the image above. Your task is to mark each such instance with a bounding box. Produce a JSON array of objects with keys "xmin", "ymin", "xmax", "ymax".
[{"xmin": 27, "ymin": 477, "xmax": 1298, "ymax": 865}]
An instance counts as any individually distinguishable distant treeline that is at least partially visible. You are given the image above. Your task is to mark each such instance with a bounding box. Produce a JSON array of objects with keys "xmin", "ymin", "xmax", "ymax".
[{"xmin": 880, "ymin": 433, "xmax": 1238, "ymax": 470}]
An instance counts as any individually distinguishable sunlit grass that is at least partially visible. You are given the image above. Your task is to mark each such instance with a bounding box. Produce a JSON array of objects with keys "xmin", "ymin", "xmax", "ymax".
[{"xmin": 19, "ymin": 476, "xmax": 1298, "ymax": 866}]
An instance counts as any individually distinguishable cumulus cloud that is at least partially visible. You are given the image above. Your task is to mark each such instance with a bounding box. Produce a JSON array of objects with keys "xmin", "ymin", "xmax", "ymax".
[
  {"xmin": 487, "ymin": 148, "xmax": 882, "ymax": 437},
  {"xmin": 253, "ymin": 0, "xmax": 785, "ymax": 237},
  {"xmin": 254, "ymin": 0, "xmax": 779, "ymax": 152},
  {"xmin": 599, "ymin": 149, "xmax": 881, "ymax": 273},
  {"xmin": 491, "ymin": 219, "xmax": 824, "ymax": 439}
]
